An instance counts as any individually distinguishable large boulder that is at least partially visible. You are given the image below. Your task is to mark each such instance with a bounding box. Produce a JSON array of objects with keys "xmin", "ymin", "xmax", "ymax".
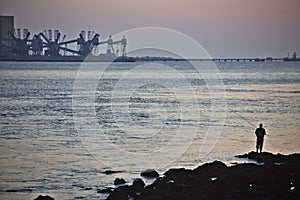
[
  {"xmin": 114, "ymin": 178, "xmax": 126, "ymax": 185},
  {"xmin": 132, "ymin": 178, "xmax": 145, "ymax": 192},
  {"xmin": 141, "ymin": 169, "xmax": 159, "ymax": 178},
  {"xmin": 107, "ymin": 185, "xmax": 131, "ymax": 200}
]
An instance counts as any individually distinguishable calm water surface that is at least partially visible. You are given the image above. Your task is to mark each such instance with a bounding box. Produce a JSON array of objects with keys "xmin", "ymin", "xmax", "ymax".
[{"xmin": 0, "ymin": 61, "xmax": 299, "ymax": 199}]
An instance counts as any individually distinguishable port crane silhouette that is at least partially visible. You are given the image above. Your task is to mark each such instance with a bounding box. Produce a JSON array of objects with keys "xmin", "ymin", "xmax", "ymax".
[
  {"xmin": 7, "ymin": 29, "xmax": 31, "ymax": 56},
  {"xmin": 39, "ymin": 30, "xmax": 79, "ymax": 56},
  {"xmin": 2, "ymin": 27, "xmax": 128, "ymax": 59},
  {"xmin": 98, "ymin": 35, "xmax": 127, "ymax": 57}
]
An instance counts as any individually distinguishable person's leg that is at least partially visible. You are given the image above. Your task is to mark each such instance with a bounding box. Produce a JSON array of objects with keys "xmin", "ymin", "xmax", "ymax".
[
  {"xmin": 259, "ymin": 140, "xmax": 263, "ymax": 153},
  {"xmin": 256, "ymin": 139, "xmax": 259, "ymax": 153}
]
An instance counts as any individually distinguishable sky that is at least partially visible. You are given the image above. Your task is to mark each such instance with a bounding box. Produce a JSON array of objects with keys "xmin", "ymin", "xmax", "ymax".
[{"xmin": 1, "ymin": 0, "xmax": 300, "ymax": 58}]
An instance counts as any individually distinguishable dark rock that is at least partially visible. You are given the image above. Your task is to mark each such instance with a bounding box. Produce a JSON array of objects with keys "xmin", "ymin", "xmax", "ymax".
[
  {"xmin": 106, "ymin": 185, "xmax": 131, "ymax": 200},
  {"xmin": 236, "ymin": 151, "xmax": 288, "ymax": 164},
  {"xmin": 107, "ymin": 179, "xmax": 145, "ymax": 199},
  {"xmin": 103, "ymin": 170, "xmax": 122, "ymax": 175},
  {"xmin": 194, "ymin": 160, "xmax": 227, "ymax": 176},
  {"xmin": 34, "ymin": 195, "xmax": 55, "ymax": 200},
  {"xmin": 164, "ymin": 168, "xmax": 192, "ymax": 178},
  {"xmin": 97, "ymin": 187, "xmax": 113, "ymax": 193},
  {"xmin": 107, "ymin": 152, "xmax": 300, "ymax": 200},
  {"xmin": 114, "ymin": 178, "xmax": 126, "ymax": 185},
  {"xmin": 141, "ymin": 169, "xmax": 159, "ymax": 178},
  {"xmin": 6, "ymin": 188, "xmax": 32, "ymax": 192},
  {"xmin": 132, "ymin": 178, "xmax": 145, "ymax": 192}
]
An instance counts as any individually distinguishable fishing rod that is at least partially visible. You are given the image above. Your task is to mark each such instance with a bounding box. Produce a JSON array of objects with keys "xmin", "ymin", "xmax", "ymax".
[
  {"xmin": 229, "ymin": 109, "xmax": 270, "ymax": 138},
  {"xmin": 230, "ymin": 110, "xmax": 257, "ymax": 128}
]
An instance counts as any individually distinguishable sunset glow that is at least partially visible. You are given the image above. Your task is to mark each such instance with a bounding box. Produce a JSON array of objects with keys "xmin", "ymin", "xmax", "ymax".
[{"xmin": 1, "ymin": 0, "xmax": 300, "ymax": 57}]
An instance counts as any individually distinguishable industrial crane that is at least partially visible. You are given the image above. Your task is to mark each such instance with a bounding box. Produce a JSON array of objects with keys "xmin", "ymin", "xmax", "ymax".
[
  {"xmin": 98, "ymin": 35, "xmax": 127, "ymax": 57},
  {"xmin": 114, "ymin": 36, "xmax": 127, "ymax": 58},
  {"xmin": 49, "ymin": 31, "xmax": 100, "ymax": 57},
  {"xmin": 8, "ymin": 29, "xmax": 31, "ymax": 56},
  {"xmin": 2, "ymin": 27, "xmax": 126, "ymax": 59},
  {"xmin": 76, "ymin": 31, "xmax": 100, "ymax": 56},
  {"xmin": 39, "ymin": 30, "xmax": 79, "ymax": 56},
  {"xmin": 30, "ymin": 34, "xmax": 43, "ymax": 55}
]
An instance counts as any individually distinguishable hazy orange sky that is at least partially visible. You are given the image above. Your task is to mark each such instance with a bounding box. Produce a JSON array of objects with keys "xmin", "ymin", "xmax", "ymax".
[{"xmin": 1, "ymin": 0, "xmax": 300, "ymax": 57}]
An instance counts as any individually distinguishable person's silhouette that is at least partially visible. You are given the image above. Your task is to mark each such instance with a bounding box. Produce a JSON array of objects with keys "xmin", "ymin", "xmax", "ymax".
[{"xmin": 255, "ymin": 123, "xmax": 266, "ymax": 153}]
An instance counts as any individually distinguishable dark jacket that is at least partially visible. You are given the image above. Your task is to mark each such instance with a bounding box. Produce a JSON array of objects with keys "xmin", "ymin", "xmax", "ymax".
[{"xmin": 255, "ymin": 127, "xmax": 266, "ymax": 139}]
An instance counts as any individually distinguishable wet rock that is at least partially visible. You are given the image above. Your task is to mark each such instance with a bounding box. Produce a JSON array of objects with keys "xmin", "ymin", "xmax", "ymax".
[
  {"xmin": 97, "ymin": 187, "xmax": 113, "ymax": 193},
  {"xmin": 236, "ymin": 151, "xmax": 288, "ymax": 164},
  {"xmin": 6, "ymin": 188, "xmax": 32, "ymax": 192},
  {"xmin": 141, "ymin": 169, "xmax": 159, "ymax": 178},
  {"xmin": 34, "ymin": 195, "xmax": 55, "ymax": 200},
  {"xmin": 103, "ymin": 170, "xmax": 122, "ymax": 175},
  {"xmin": 107, "ymin": 179, "xmax": 145, "ymax": 200},
  {"xmin": 106, "ymin": 185, "xmax": 131, "ymax": 200},
  {"xmin": 195, "ymin": 160, "xmax": 227, "ymax": 172},
  {"xmin": 132, "ymin": 178, "xmax": 145, "ymax": 192},
  {"xmin": 114, "ymin": 178, "xmax": 126, "ymax": 185},
  {"xmin": 107, "ymin": 152, "xmax": 300, "ymax": 200}
]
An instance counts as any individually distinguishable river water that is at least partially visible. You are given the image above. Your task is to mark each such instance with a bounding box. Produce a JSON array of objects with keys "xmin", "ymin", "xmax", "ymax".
[{"xmin": 0, "ymin": 61, "xmax": 299, "ymax": 199}]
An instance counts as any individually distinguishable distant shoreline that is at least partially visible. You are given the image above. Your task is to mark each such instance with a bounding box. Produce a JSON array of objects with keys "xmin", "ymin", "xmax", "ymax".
[{"xmin": 0, "ymin": 56, "xmax": 300, "ymax": 62}]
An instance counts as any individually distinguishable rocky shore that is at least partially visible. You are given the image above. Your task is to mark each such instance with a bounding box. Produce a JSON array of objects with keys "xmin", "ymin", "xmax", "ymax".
[{"xmin": 106, "ymin": 152, "xmax": 300, "ymax": 200}]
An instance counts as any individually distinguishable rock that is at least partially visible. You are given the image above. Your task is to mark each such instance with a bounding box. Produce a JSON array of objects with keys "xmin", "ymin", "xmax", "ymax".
[
  {"xmin": 114, "ymin": 178, "xmax": 126, "ymax": 185},
  {"xmin": 141, "ymin": 169, "xmax": 159, "ymax": 178},
  {"xmin": 108, "ymin": 152, "xmax": 300, "ymax": 200},
  {"xmin": 97, "ymin": 187, "xmax": 113, "ymax": 193},
  {"xmin": 194, "ymin": 160, "xmax": 227, "ymax": 177},
  {"xmin": 34, "ymin": 195, "xmax": 55, "ymax": 200},
  {"xmin": 103, "ymin": 170, "xmax": 122, "ymax": 175},
  {"xmin": 106, "ymin": 185, "xmax": 131, "ymax": 200},
  {"xmin": 132, "ymin": 178, "xmax": 145, "ymax": 192},
  {"xmin": 236, "ymin": 151, "xmax": 291, "ymax": 165},
  {"xmin": 107, "ymin": 179, "xmax": 145, "ymax": 199},
  {"xmin": 6, "ymin": 188, "xmax": 32, "ymax": 193}
]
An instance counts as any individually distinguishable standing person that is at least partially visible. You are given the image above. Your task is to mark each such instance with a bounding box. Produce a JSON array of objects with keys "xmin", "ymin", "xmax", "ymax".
[{"xmin": 255, "ymin": 123, "xmax": 266, "ymax": 153}]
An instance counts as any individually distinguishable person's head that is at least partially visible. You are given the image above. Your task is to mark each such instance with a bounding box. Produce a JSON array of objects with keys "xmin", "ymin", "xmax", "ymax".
[{"xmin": 259, "ymin": 123, "xmax": 263, "ymax": 128}]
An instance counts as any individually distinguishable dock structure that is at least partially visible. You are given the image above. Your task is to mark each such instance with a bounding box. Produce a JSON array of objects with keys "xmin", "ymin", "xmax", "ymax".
[
  {"xmin": 189, "ymin": 57, "xmax": 287, "ymax": 62},
  {"xmin": 0, "ymin": 15, "xmax": 129, "ymax": 62},
  {"xmin": 0, "ymin": 15, "xmax": 299, "ymax": 62},
  {"xmin": 133, "ymin": 57, "xmax": 298, "ymax": 62}
]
